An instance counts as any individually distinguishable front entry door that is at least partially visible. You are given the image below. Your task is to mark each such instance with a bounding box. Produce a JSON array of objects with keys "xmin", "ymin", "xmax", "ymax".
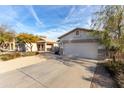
[{"xmin": 37, "ymin": 43, "xmax": 45, "ymax": 51}]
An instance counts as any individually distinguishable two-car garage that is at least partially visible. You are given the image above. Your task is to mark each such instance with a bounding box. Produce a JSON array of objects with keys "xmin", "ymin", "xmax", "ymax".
[{"xmin": 62, "ymin": 42, "xmax": 98, "ymax": 59}]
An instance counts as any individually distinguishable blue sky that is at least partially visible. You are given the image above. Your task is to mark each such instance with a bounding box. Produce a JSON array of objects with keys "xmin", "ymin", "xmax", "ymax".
[{"xmin": 0, "ymin": 5, "xmax": 100, "ymax": 40}]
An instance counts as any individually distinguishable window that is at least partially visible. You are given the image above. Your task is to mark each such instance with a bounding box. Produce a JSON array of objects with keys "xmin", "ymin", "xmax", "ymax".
[{"xmin": 75, "ymin": 30, "xmax": 80, "ymax": 35}]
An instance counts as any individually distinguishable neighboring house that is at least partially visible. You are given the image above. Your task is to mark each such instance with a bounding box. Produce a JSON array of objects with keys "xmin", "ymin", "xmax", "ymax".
[
  {"xmin": 0, "ymin": 39, "xmax": 16, "ymax": 52},
  {"xmin": 58, "ymin": 28, "xmax": 105, "ymax": 59},
  {"xmin": 16, "ymin": 36, "xmax": 57, "ymax": 52}
]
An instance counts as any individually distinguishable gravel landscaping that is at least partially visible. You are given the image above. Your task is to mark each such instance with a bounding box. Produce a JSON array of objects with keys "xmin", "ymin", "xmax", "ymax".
[{"xmin": 90, "ymin": 64, "xmax": 117, "ymax": 88}]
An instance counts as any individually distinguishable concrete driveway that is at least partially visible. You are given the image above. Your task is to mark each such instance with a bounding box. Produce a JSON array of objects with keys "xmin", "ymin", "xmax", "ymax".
[{"xmin": 0, "ymin": 53, "xmax": 97, "ymax": 88}]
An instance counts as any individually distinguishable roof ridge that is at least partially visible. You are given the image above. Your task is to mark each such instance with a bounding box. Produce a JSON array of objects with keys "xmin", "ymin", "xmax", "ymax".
[{"xmin": 58, "ymin": 28, "xmax": 93, "ymax": 39}]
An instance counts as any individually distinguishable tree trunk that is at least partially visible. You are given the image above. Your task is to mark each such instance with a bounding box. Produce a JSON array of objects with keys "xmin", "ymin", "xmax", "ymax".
[
  {"xmin": 30, "ymin": 46, "xmax": 32, "ymax": 52},
  {"xmin": 113, "ymin": 54, "xmax": 116, "ymax": 63},
  {"xmin": 29, "ymin": 43, "xmax": 33, "ymax": 52},
  {"xmin": 105, "ymin": 47, "xmax": 109, "ymax": 58}
]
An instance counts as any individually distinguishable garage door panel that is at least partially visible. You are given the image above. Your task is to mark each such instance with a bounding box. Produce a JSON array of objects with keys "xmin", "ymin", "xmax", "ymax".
[{"xmin": 63, "ymin": 43, "xmax": 98, "ymax": 59}]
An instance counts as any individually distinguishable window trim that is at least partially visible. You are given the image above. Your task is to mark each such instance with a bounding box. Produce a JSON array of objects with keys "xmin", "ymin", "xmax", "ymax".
[{"xmin": 75, "ymin": 30, "xmax": 80, "ymax": 35}]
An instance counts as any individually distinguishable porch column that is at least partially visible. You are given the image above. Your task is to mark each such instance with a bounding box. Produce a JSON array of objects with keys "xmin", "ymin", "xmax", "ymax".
[
  {"xmin": 13, "ymin": 39, "xmax": 16, "ymax": 50},
  {"xmin": 44, "ymin": 42, "xmax": 47, "ymax": 51},
  {"xmin": 9, "ymin": 43, "xmax": 11, "ymax": 50}
]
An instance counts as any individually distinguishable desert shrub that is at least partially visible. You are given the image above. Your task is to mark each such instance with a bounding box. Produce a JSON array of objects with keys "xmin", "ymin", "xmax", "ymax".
[
  {"xmin": 103, "ymin": 61, "xmax": 123, "ymax": 74},
  {"xmin": 1, "ymin": 56, "xmax": 9, "ymax": 61},
  {"xmin": 21, "ymin": 52, "xmax": 39, "ymax": 57},
  {"xmin": 0, "ymin": 52, "xmax": 39, "ymax": 61},
  {"xmin": 103, "ymin": 61, "xmax": 124, "ymax": 87},
  {"xmin": 0, "ymin": 52, "xmax": 21, "ymax": 61},
  {"xmin": 12, "ymin": 52, "xmax": 21, "ymax": 58},
  {"xmin": 35, "ymin": 52, "xmax": 39, "ymax": 55},
  {"xmin": 0, "ymin": 54, "xmax": 14, "ymax": 61}
]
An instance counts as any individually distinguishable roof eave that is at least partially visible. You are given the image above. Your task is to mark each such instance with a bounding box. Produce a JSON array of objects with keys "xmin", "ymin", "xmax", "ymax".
[{"xmin": 58, "ymin": 28, "xmax": 94, "ymax": 39}]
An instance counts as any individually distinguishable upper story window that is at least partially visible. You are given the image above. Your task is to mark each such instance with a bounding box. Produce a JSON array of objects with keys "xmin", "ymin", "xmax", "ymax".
[{"xmin": 75, "ymin": 30, "xmax": 80, "ymax": 35}]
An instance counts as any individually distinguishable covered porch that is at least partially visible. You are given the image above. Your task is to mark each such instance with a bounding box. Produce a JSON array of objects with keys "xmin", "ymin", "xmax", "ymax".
[
  {"xmin": 36, "ymin": 37, "xmax": 55, "ymax": 52},
  {"xmin": 36, "ymin": 41, "xmax": 55, "ymax": 52},
  {"xmin": 37, "ymin": 42, "xmax": 47, "ymax": 52}
]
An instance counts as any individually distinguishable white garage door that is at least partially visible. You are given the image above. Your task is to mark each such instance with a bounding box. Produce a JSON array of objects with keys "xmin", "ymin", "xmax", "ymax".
[{"xmin": 63, "ymin": 42, "xmax": 98, "ymax": 59}]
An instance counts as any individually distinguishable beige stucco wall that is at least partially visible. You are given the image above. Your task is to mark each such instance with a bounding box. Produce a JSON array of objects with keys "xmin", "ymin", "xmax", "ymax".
[
  {"xmin": 25, "ymin": 43, "xmax": 38, "ymax": 52},
  {"xmin": 53, "ymin": 43, "xmax": 58, "ymax": 47},
  {"xmin": 60, "ymin": 30, "xmax": 96, "ymax": 42},
  {"xmin": 45, "ymin": 44, "xmax": 52, "ymax": 51},
  {"xmin": 46, "ymin": 45, "xmax": 52, "ymax": 48}
]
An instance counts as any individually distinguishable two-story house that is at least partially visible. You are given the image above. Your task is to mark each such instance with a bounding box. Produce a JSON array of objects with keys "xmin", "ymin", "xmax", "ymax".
[{"xmin": 58, "ymin": 28, "xmax": 105, "ymax": 59}]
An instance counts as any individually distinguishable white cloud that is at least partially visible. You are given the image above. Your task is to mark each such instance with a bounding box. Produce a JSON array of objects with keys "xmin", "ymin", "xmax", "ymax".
[
  {"xmin": 62, "ymin": 6, "xmax": 89, "ymax": 25},
  {"xmin": 60, "ymin": 5, "xmax": 97, "ymax": 31},
  {"xmin": 35, "ymin": 26, "xmax": 74, "ymax": 40},
  {"xmin": 0, "ymin": 6, "xmax": 29, "ymax": 28},
  {"xmin": 36, "ymin": 30, "xmax": 66, "ymax": 40},
  {"xmin": 27, "ymin": 6, "xmax": 44, "ymax": 27},
  {"xmin": 83, "ymin": 17, "xmax": 92, "ymax": 29},
  {"xmin": 0, "ymin": 6, "xmax": 44, "ymax": 35},
  {"xmin": 0, "ymin": 6, "xmax": 18, "ymax": 25},
  {"xmin": 40, "ymin": 6, "xmax": 95, "ymax": 40},
  {"xmin": 0, "ymin": 5, "xmax": 99, "ymax": 40},
  {"xmin": 14, "ymin": 22, "xmax": 37, "ymax": 34},
  {"xmin": 63, "ymin": 6, "xmax": 77, "ymax": 23},
  {"xmin": 36, "ymin": 20, "xmax": 87, "ymax": 40}
]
